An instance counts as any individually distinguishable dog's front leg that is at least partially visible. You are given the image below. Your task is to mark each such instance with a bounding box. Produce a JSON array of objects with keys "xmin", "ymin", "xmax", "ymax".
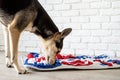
[
  {"xmin": 2, "ymin": 26, "xmax": 12, "ymax": 67},
  {"xmin": 8, "ymin": 25, "xmax": 27, "ymax": 74}
]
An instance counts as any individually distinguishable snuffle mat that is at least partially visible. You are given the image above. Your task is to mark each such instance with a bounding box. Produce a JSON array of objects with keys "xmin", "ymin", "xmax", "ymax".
[{"xmin": 23, "ymin": 52, "xmax": 120, "ymax": 71}]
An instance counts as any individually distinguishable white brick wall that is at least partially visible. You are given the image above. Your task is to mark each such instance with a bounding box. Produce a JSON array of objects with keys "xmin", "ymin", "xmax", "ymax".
[{"xmin": 0, "ymin": 0, "xmax": 120, "ymax": 57}]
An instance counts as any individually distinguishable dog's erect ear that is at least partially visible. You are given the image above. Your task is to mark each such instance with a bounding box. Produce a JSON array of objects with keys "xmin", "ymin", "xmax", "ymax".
[
  {"xmin": 61, "ymin": 28, "xmax": 72, "ymax": 38},
  {"xmin": 53, "ymin": 28, "xmax": 72, "ymax": 41},
  {"xmin": 53, "ymin": 32, "xmax": 61, "ymax": 41}
]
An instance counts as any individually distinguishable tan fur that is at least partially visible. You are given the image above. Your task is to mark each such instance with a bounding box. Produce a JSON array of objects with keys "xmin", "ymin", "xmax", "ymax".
[
  {"xmin": 1, "ymin": 0, "xmax": 72, "ymax": 74},
  {"xmin": 8, "ymin": 18, "xmax": 26, "ymax": 73},
  {"xmin": 2, "ymin": 8, "xmax": 37, "ymax": 73},
  {"xmin": 38, "ymin": 33, "xmax": 59, "ymax": 64},
  {"xmin": 53, "ymin": 32, "xmax": 61, "ymax": 41},
  {"xmin": 2, "ymin": 25, "xmax": 11, "ymax": 67}
]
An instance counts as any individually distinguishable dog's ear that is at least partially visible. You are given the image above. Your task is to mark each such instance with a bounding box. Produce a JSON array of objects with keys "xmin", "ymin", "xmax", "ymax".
[
  {"xmin": 53, "ymin": 32, "xmax": 61, "ymax": 41},
  {"xmin": 60, "ymin": 28, "xmax": 72, "ymax": 38},
  {"xmin": 53, "ymin": 28, "xmax": 72, "ymax": 41}
]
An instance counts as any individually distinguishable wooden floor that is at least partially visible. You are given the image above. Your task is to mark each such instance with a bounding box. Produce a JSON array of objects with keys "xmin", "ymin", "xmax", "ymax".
[{"xmin": 0, "ymin": 52, "xmax": 120, "ymax": 80}]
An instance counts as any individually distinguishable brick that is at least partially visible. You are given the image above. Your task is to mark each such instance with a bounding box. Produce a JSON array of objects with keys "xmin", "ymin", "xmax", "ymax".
[
  {"xmin": 54, "ymin": 4, "xmax": 71, "ymax": 11},
  {"xmin": 0, "ymin": 30, "xmax": 3, "ymax": 35},
  {"xmin": 72, "ymin": 30, "xmax": 91, "ymax": 36},
  {"xmin": 0, "ymin": 45, "xmax": 4, "ymax": 51},
  {"xmin": 61, "ymin": 49, "xmax": 75, "ymax": 55},
  {"xmin": 0, "ymin": 0, "xmax": 120, "ymax": 56},
  {"xmin": 81, "ymin": 37, "xmax": 100, "ymax": 43},
  {"xmin": 112, "ymin": 30, "xmax": 120, "ymax": 36},
  {"xmin": 80, "ymin": 9, "xmax": 98, "ymax": 16},
  {"xmin": 70, "ymin": 43, "xmax": 88, "ymax": 49},
  {"xmin": 29, "ymin": 35, "xmax": 39, "ymax": 41},
  {"xmin": 111, "ymin": 16, "xmax": 120, "ymax": 22},
  {"xmin": 72, "ymin": 3, "xmax": 90, "ymax": 9},
  {"xmin": 83, "ymin": 0, "xmax": 101, "ymax": 2},
  {"xmin": 62, "ymin": 42, "xmax": 70, "ymax": 48},
  {"xmin": 91, "ymin": 30, "xmax": 111, "ymax": 36},
  {"xmin": 112, "ymin": 1, "xmax": 120, "ymax": 8},
  {"xmin": 100, "ymin": 9, "xmax": 120, "ymax": 16},
  {"xmin": 26, "ymin": 47, "xmax": 41, "ymax": 52},
  {"xmin": 116, "ymin": 51, "xmax": 120, "ymax": 57},
  {"xmin": 56, "ymin": 24, "xmax": 63, "ymax": 30},
  {"xmin": 18, "ymin": 47, "xmax": 26, "ymax": 52},
  {"xmin": 38, "ymin": 0, "xmax": 46, "ymax": 4},
  {"xmin": 102, "ymin": 37, "xmax": 120, "ymax": 43},
  {"xmin": 18, "ymin": 41, "xmax": 24, "ymax": 47},
  {"xmin": 82, "ymin": 23, "xmax": 101, "ymax": 30},
  {"xmin": 20, "ymin": 35, "xmax": 30, "ymax": 40},
  {"xmin": 22, "ymin": 41, "xmax": 38, "ymax": 47},
  {"xmin": 63, "ymin": 23, "xmax": 82, "ymax": 29},
  {"xmin": 64, "ymin": 0, "xmax": 80, "ymax": 3},
  {"xmin": 90, "ymin": 16, "xmax": 110, "ymax": 23},
  {"xmin": 109, "ymin": 44, "xmax": 120, "ymax": 50},
  {"xmin": 71, "ymin": 16, "xmax": 89, "ymax": 23},
  {"xmin": 90, "ymin": 2, "xmax": 111, "ymax": 8},
  {"xmin": 0, "ymin": 40, "xmax": 4, "ymax": 45},
  {"xmin": 0, "ymin": 34, "xmax": 3, "ymax": 39},
  {"xmin": 105, "ymin": 0, "xmax": 120, "ymax": 2},
  {"xmin": 53, "ymin": 17, "xmax": 70, "ymax": 24},
  {"xmin": 75, "ymin": 50, "xmax": 94, "ymax": 56},
  {"xmin": 65, "ymin": 36, "xmax": 80, "ymax": 43},
  {"xmin": 48, "ymin": 11, "xmax": 61, "ymax": 17},
  {"xmin": 47, "ymin": 0, "xmax": 62, "ymax": 4},
  {"xmin": 42, "ymin": 5, "xmax": 53, "ymax": 11},
  {"xmin": 102, "ymin": 23, "xmax": 120, "ymax": 30},
  {"xmin": 88, "ymin": 44, "xmax": 108, "ymax": 50},
  {"xmin": 95, "ymin": 50, "xmax": 115, "ymax": 57},
  {"xmin": 62, "ymin": 10, "xmax": 79, "ymax": 17}
]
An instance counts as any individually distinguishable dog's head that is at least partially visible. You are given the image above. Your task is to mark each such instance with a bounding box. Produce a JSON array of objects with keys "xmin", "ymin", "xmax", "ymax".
[{"xmin": 39, "ymin": 28, "xmax": 72, "ymax": 64}]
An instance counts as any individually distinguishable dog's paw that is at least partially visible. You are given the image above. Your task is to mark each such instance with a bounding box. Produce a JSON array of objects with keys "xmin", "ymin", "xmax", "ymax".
[
  {"xmin": 6, "ymin": 61, "xmax": 13, "ymax": 68},
  {"xmin": 18, "ymin": 69, "xmax": 27, "ymax": 74},
  {"xmin": 6, "ymin": 58, "xmax": 13, "ymax": 68},
  {"xmin": 6, "ymin": 63, "xmax": 13, "ymax": 68}
]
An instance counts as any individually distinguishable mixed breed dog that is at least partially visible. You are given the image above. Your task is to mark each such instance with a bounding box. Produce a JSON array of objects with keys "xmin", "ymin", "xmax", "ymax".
[{"xmin": 0, "ymin": 0, "xmax": 72, "ymax": 74}]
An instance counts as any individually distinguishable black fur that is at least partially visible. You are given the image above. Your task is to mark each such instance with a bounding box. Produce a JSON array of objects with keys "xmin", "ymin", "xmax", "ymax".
[
  {"xmin": 0, "ymin": 0, "xmax": 71, "ymax": 67},
  {"xmin": 0, "ymin": 0, "xmax": 59, "ymax": 39},
  {"xmin": 0, "ymin": 0, "xmax": 32, "ymax": 15},
  {"xmin": 56, "ymin": 38, "xmax": 63, "ymax": 49},
  {"xmin": 33, "ymin": 0, "xmax": 59, "ymax": 38}
]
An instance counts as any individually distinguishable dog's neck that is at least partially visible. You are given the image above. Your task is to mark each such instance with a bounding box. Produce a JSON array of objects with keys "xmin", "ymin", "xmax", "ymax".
[{"xmin": 33, "ymin": 1, "xmax": 59, "ymax": 39}]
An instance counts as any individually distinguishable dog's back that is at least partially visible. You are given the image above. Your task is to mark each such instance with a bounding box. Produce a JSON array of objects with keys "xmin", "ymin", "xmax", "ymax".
[
  {"xmin": 0, "ymin": 0, "xmax": 32, "ymax": 15},
  {"xmin": 0, "ymin": 0, "xmax": 58, "ymax": 35}
]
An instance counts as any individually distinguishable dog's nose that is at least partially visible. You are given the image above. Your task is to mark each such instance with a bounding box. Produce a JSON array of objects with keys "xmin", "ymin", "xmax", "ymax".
[{"xmin": 56, "ymin": 50, "xmax": 61, "ymax": 54}]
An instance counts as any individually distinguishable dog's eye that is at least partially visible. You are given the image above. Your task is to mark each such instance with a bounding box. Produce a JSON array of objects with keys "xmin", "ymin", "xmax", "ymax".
[
  {"xmin": 55, "ymin": 39, "xmax": 63, "ymax": 49},
  {"xmin": 56, "ymin": 42, "xmax": 61, "ymax": 48}
]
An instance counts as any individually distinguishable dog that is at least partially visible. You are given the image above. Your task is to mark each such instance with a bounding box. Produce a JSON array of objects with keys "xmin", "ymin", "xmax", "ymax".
[{"xmin": 0, "ymin": 0, "xmax": 72, "ymax": 74}]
